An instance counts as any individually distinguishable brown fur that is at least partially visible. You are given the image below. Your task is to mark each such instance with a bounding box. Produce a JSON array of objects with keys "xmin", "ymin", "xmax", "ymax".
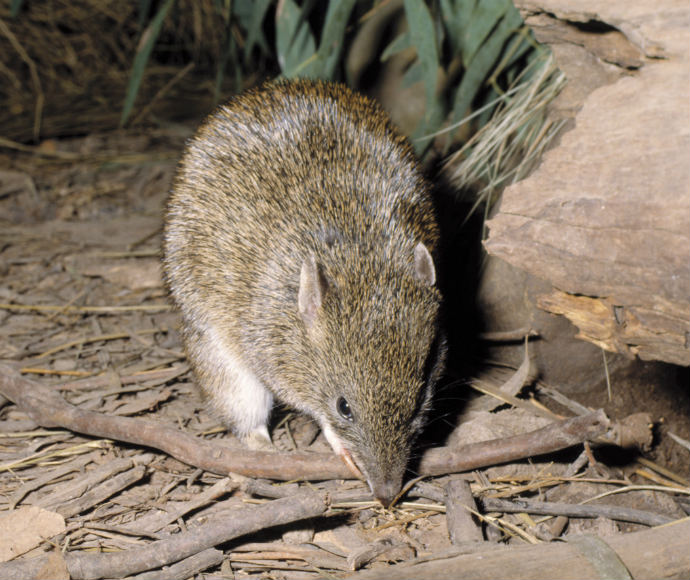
[{"xmin": 163, "ymin": 79, "xmax": 446, "ymax": 505}]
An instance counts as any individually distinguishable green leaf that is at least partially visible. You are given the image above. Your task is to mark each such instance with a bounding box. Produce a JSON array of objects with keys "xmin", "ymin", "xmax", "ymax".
[
  {"xmin": 461, "ymin": 0, "xmax": 510, "ymax": 66},
  {"xmin": 120, "ymin": 0, "xmax": 175, "ymax": 127},
  {"xmin": 136, "ymin": 0, "xmax": 153, "ymax": 30},
  {"xmin": 381, "ymin": 31, "xmax": 411, "ymax": 62},
  {"xmin": 402, "ymin": 0, "xmax": 440, "ymax": 119},
  {"xmin": 224, "ymin": 0, "xmax": 233, "ymax": 22},
  {"xmin": 216, "ymin": 26, "xmax": 242, "ymax": 102},
  {"xmin": 439, "ymin": 0, "xmax": 475, "ymax": 55},
  {"xmin": 242, "ymin": 0, "xmax": 272, "ymax": 61},
  {"xmin": 10, "ymin": 0, "xmax": 24, "ymax": 17},
  {"xmin": 490, "ymin": 25, "xmax": 540, "ymax": 80},
  {"xmin": 450, "ymin": 5, "xmax": 523, "ymax": 125},
  {"xmin": 312, "ymin": 0, "xmax": 357, "ymax": 79},
  {"xmin": 402, "ymin": 60, "xmax": 424, "ymax": 88},
  {"xmin": 275, "ymin": 0, "xmax": 317, "ymax": 78},
  {"xmin": 411, "ymin": 96, "xmax": 445, "ymax": 154}
]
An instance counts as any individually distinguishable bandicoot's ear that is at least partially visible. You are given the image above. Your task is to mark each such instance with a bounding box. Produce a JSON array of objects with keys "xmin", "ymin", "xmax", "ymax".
[
  {"xmin": 298, "ymin": 254, "xmax": 327, "ymax": 327},
  {"xmin": 413, "ymin": 242, "xmax": 436, "ymax": 286}
]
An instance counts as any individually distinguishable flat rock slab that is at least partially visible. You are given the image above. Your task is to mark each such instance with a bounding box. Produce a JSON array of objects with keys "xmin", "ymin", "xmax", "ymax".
[{"xmin": 485, "ymin": 0, "xmax": 689, "ymax": 366}]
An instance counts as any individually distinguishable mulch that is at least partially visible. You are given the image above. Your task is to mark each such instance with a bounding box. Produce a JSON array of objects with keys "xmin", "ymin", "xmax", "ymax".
[{"xmin": 0, "ymin": 132, "xmax": 688, "ymax": 579}]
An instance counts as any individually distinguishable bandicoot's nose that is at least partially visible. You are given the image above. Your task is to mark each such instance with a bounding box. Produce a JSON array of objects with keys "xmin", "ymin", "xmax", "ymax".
[{"xmin": 370, "ymin": 479, "xmax": 401, "ymax": 508}]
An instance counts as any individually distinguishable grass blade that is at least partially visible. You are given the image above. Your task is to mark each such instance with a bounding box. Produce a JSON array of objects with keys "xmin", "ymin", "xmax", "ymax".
[
  {"xmin": 243, "ymin": 0, "xmax": 272, "ymax": 62},
  {"xmin": 10, "ymin": 0, "xmax": 24, "ymax": 18},
  {"xmin": 121, "ymin": 0, "xmax": 175, "ymax": 127},
  {"xmin": 403, "ymin": 0, "xmax": 439, "ymax": 114},
  {"xmin": 381, "ymin": 30, "xmax": 411, "ymax": 62},
  {"xmin": 450, "ymin": 5, "xmax": 522, "ymax": 126},
  {"xmin": 276, "ymin": 0, "xmax": 317, "ymax": 77},
  {"xmin": 313, "ymin": 0, "xmax": 357, "ymax": 79},
  {"xmin": 461, "ymin": 0, "xmax": 510, "ymax": 66}
]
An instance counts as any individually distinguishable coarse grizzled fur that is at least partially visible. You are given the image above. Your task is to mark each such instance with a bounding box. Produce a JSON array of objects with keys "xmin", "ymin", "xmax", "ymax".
[{"xmin": 163, "ymin": 79, "xmax": 446, "ymax": 506}]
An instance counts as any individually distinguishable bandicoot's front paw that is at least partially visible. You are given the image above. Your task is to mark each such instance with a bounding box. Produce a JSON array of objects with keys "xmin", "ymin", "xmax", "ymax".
[{"xmin": 243, "ymin": 426, "xmax": 274, "ymax": 451}]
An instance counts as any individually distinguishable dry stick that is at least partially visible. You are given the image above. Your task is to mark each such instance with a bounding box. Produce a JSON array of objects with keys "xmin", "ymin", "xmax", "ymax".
[
  {"xmin": 480, "ymin": 497, "xmax": 673, "ymax": 527},
  {"xmin": 66, "ymin": 492, "xmax": 328, "ymax": 580},
  {"xmin": 445, "ymin": 478, "xmax": 483, "ymax": 545},
  {"xmin": 55, "ymin": 465, "xmax": 148, "ymax": 519},
  {"xmin": 410, "ymin": 480, "xmax": 447, "ymax": 503},
  {"xmin": 418, "ymin": 409, "xmax": 609, "ymax": 477},
  {"xmin": 126, "ymin": 548, "xmax": 224, "ymax": 580},
  {"xmin": 230, "ymin": 545, "xmax": 350, "ymax": 572},
  {"xmin": 38, "ymin": 454, "xmax": 155, "ymax": 514},
  {"xmin": 30, "ymin": 328, "xmax": 167, "ymax": 359},
  {"xmin": 349, "ymin": 518, "xmax": 690, "ymax": 580},
  {"xmin": 8, "ymin": 451, "xmax": 98, "ymax": 509},
  {"xmin": 57, "ymin": 365, "xmax": 189, "ymax": 391},
  {"xmin": 478, "ymin": 327, "xmax": 538, "ymax": 341},
  {"xmin": 0, "ymin": 493, "xmax": 328, "ymax": 580},
  {"xmin": 0, "ymin": 363, "xmax": 610, "ymax": 482},
  {"xmin": 0, "ymin": 363, "xmax": 349, "ymax": 480},
  {"xmin": 0, "ymin": 303, "xmax": 171, "ymax": 314},
  {"xmin": 347, "ymin": 540, "xmax": 408, "ymax": 571},
  {"xmin": 131, "ymin": 477, "xmax": 238, "ymax": 534}
]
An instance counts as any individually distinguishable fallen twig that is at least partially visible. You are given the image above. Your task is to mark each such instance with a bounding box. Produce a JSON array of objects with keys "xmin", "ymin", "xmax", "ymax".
[
  {"xmin": 36, "ymin": 454, "xmax": 155, "ymax": 516},
  {"xmin": 126, "ymin": 477, "xmax": 237, "ymax": 534},
  {"xmin": 417, "ymin": 410, "xmax": 610, "ymax": 477},
  {"xmin": 445, "ymin": 478, "xmax": 483, "ymax": 545},
  {"xmin": 348, "ymin": 517, "xmax": 690, "ymax": 580},
  {"xmin": 0, "ymin": 363, "xmax": 611, "ymax": 482},
  {"xmin": 51, "ymin": 464, "xmax": 149, "ymax": 519},
  {"xmin": 230, "ymin": 542, "xmax": 350, "ymax": 572},
  {"xmin": 126, "ymin": 548, "xmax": 224, "ymax": 580},
  {"xmin": 29, "ymin": 328, "xmax": 168, "ymax": 359},
  {"xmin": 0, "ymin": 492, "xmax": 328, "ymax": 580},
  {"xmin": 481, "ymin": 497, "xmax": 674, "ymax": 527},
  {"xmin": 0, "ymin": 303, "xmax": 171, "ymax": 314},
  {"xmin": 478, "ymin": 327, "xmax": 539, "ymax": 341},
  {"xmin": 57, "ymin": 365, "xmax": 189, "ymax": 392}
]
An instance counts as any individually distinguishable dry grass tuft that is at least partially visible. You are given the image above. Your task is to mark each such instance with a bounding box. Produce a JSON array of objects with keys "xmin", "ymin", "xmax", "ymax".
[
  {"xmin": 0, "ymin": 0, "xmax": 237, "ymax": 142},
  {"xmin": 443, "ymin": 53, "xmax": 567, "ymax": 228}
]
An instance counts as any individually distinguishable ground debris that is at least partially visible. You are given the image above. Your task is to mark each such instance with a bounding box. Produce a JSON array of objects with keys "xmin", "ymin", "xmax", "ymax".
[{"xmin": 0, "ymin": 132, "xmax": 687, "ymax": 579}]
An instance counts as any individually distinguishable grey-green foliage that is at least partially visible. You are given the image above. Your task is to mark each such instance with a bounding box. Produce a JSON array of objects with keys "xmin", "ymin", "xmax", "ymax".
[
  {"xmin": 384, "ymin": 0, "xmax": 545, "ymax": 152},
  {"xmin": 400, "ymin": 0, "xmax": 443, "ymax": 146},
  {"xmin": 121, "ymin": 0, "xmax": 547, "ymax": 150},
  {"xmin": 121, "ymin": 0, "xmax": 276, "ymax": 127},
  {"xmin": 121, "ymin": 0, "xmax": 175, "ymax": 127},
  {"xmin": 10, "ymin": 0, "xmax": 24, "ymax": 17},
  {"xmin": 275, "ymin": 0, "xmax": 357, "ymax": 79}
]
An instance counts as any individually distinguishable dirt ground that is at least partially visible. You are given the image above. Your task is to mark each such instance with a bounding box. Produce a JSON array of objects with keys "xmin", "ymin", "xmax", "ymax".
[{"xmin": 0, "ymin": 131, "xmax": 688, "ymax": 579}]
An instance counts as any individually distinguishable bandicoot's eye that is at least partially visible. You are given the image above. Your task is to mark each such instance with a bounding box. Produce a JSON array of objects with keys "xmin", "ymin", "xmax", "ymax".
[{"xmin": 337, "ymin": 397, "xmax": 353, "ymax": 421}]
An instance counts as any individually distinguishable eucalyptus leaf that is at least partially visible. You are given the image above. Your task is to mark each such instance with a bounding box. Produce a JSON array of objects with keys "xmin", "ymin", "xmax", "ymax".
[
  {"xmin": 411, "ymin": 98, "xmax": 445, "ymax": 154},
  {"xmin": 450, "ymin": 5, "xmax": 523, "ymax": 126},
  {"xmin": 403, "ymin": 0, "xmax": 440, "ymax": 119},
  {"xmin": 137, "ymin": 0, "xmax": 153, "ymax": 30},
  {"xmin": 216, "ymin": 26, "xmax": 242, "ymax": 102},
  {"xmin": 402, "ymin": 60, "xmax": 426, "ymax": 89},
  {"xmin": 312, "ymin": 0, "xmax": 357, "ymax": 79},
  {"xmin": 121, "ymin": 0, "xmax": 175, "ymax": 127},
  {"xmin": 381, "ymin": 31, "xmax": 411, "ymax": 62},
  {"xmin": 276, "ymin": 0, "xmax": 317, "ymax": 77},
  {"xmin": 10, "ymin": 0, "xmax": 24, "ymax": 17},
  {"xmin": 242, "ymin": 0, "xmax": 272, "ymax": 61},
  {"xmin": 439, "ymin": 0, "xmax": 475, "ymax": 55},
  {"xmin": 492, "ymin": 26, "xmax": 539, "ymax": 78},
  {"xmin": 461, "ymin": 0, "xmax": 511, "ymax": 66}
]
